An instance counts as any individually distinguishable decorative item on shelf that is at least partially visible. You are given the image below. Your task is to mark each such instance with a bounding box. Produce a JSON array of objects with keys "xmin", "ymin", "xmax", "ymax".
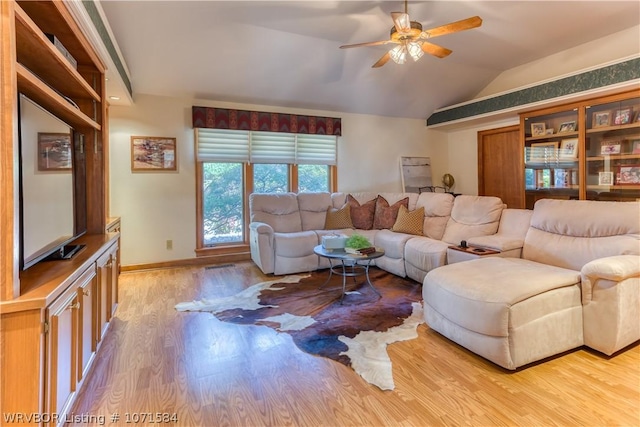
[
  {"xmin": 545, "ymin": 129, "xmax": 554, "ymax": 135},
  {"xmin": 558, "ymin": 121, "xmax": 576, "ymax": 133},
  {"xmin": 554, "ymin": 169, "xmax": 569, "ymax": 188},
  {"xmin": 613, "ymin": 108, "xmax": 633, "ymax": 125},
  {"xmin": 617, "ymin": 165, "xmax": 640, "ymax": 185},
  {"xmin": 322, "ymin": 233, "xmax": 347, "ymax": 251},
  {"xmin": 45, "ymin": 33, "xmax": 77, "ymax": 69},
  {"xmin": 592, "ymin": 111, "xmax": 611, "ymax": 128},
  {"xmin": 530, "ymin": 122, "xmax": 546, "ymax": 136},
  {"xmin": 528, "ymin": 141, "xmax": 558, "ymax": 163},
  {"xmin": 631, "ymin": 139, "xmax": 640, "ymax": 154},
  {"xmin": 442, "ymin": 173, "xmax": 455, "ymax": 192},
  {"xmin": 600, "ymin": 140, "xmax": 622, "ymax": 155},
  {"xmin": 598, "ymin": 171, "xmax": 614, "ymax": 186},
  {"xmin": 559, "ymin": 138, "xmax": 579, "ymax": 160}
]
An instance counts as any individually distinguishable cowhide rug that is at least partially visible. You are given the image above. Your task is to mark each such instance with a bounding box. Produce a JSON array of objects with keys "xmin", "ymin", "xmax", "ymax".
[{"xmin": 175, "ymin": 268, "xmax": 423, "ymax": 390}]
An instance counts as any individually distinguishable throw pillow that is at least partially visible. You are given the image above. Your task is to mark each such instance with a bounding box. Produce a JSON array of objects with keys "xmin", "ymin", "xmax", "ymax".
[
  {"xmin": 346, "ymin": 194, "xmax": 377, "ymax": 230},
  {"xmin": 373, "ymin": 196, "xmax": 409, "ymax": 229},
  {"xmin": 392, "ymin": 205, "xmax": 424, "ymax": 236},
  {"xmin": 324, "ymin": 204, "xmax": 354, "ymax": 230}
]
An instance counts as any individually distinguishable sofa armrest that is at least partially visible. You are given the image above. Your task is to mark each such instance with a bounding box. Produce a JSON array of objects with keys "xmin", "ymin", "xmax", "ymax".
[
  {"xmin": 250, "ymin": 221, "xmax": 274, "ymax": 236},
  {"xmin": 466, "ymin": 235, "xmax": 524, "ymax": 252},
  {"xmin": 249, "ymin": 222, "xmax": 275, "ymax": 274},
  {"xmin": 580, "ymin": 255, "xmax": 640, "ymax": 305}
]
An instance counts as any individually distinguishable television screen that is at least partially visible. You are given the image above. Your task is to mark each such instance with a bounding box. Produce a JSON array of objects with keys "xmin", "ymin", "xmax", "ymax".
[{"xmin": 18, "ymin": 94, "xmax": 84, "ymax": 269}]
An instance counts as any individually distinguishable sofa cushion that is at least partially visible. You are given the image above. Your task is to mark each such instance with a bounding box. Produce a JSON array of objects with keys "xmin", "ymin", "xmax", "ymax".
[
  {"xmin": 324, "ymin": 204, "xmax": 354, "ymax": 230},
  {"xmin": 523, "ymin": 199, "xmax": 640, "ymax": 271},
  {"xmin": 392, "ymin": 205, "xmax": 424, "ymax": 236},
  {"xmin": 373, "ymin": 196, "xmax": 409, "ymax": 229},
  {"xmin": 347, "ymin": 194, "xmax": 377, "ymax": 230},
  {"xmin": 250, "ymin": 192, "xmax": 302, "ymax": 233},
  {"xmin": 441, "ymin": 195, "xmax": 504, "ymax": 245},
  {"xmin": 298, "ymin": 192, "xmax": 332, "ymax": 231},
  {"xmin": 416, "ymin": 192, "xmax": 454, "ymax": 240}
]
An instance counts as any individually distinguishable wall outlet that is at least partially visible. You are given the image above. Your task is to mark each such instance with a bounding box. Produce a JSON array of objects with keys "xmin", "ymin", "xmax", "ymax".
[{"xmin": 166, "ymin": 240, "xmax": 173, "ymax": 250}]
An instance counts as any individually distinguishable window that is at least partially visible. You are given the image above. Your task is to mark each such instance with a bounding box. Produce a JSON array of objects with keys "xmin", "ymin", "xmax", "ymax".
[{"xmin": 195, "ymin": 128, "xmax": 337, "ymax": 253}]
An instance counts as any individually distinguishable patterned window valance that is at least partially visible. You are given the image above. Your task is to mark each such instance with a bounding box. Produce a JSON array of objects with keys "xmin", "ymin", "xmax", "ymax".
[{"xmin": 192, "ymin": 106, "xmax": 341, "ymax": 136}]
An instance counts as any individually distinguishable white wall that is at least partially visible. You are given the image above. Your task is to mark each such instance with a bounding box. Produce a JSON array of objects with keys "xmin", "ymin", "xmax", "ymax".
[{"xmin": 109, "ymin": 95, "xmax": 434, "ymax": 265}]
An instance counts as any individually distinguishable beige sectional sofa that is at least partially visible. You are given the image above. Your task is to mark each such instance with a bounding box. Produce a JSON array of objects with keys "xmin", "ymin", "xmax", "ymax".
[
  {"xmin": 249, "ymin": 191, "xmax": 514, "ymax": 277},
  {"xmin": 424, "ymin": 199, "xmax": 640, "ymax": 369}
]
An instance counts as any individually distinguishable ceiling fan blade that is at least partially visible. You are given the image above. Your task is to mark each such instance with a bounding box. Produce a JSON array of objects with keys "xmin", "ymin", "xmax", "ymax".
[
  {"xmin": 423, "ymin": 16, "xmax": 483, "ymax": 38},
  {"xmin": 421, "ymin": 41, "xmax": 452, "ymax": 58},
  {"xmin": 340, "ymin": 39, "xmax": 394, "ymax": 49},
  {"xmin": 391, "ymin": 12, "xmax": 411, "ymax": 33},
  {"xmin": 372, "ymin": 52, "xmax": 391, "ymax": 68}
]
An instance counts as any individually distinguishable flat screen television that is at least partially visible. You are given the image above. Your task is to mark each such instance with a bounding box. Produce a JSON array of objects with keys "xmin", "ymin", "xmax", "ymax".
[{"xmin": 18, "ymin": 94, "xmax": 87, "ymax": 270}]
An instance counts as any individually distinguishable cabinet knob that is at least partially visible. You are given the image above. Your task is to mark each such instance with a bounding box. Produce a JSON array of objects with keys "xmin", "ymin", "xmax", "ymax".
[{"xmin": 83, "ymin": 289, "xmax": 90, "ymax": 296}]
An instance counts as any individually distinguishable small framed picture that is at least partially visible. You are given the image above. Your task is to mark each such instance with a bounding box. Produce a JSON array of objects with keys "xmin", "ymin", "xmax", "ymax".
[
  {"xmin": 600, "ymin": 141, "xmax": 621, "ymax": 155},
  {"xmin": 631, "ymin": 140, "xmax": 640, "ymax": 154},
  {"xmin": 38, "ymin": 132, "xmax": 72, "ymax": 171},
  {"xmin": 617, "ymin": 165, "xmax": 640, "ymax": 185},
  {"xmin": 613, "ymin": 108, "xmax": 632, "ymax": 125},
  {"xmin": 528, "ymin": 141, "xmax": 558, "ymax": 163},
  {"xmin": 545, "ymin": 128, "xmax": 555, "ymax": 135},
  {"xmin": 530, "ymin": 122, "xmax": 546, "ymax": 136},
  {"xmin": 598, "ymin": 171, "xmax": 613, "ymax": 186},
  {"xmin": 131, "ymin": 136, "xmax": 177, "ymax": 171},
  {"xmin": 592, "ymin": 111, "xmax": 610, "ymax": 128},
  {"xmin": 559, "ymin": 138, "xmax": 579, "ymax": 160},
  {"xmin": 554, "ymin": 169, "xmax": 569, "ymax": 188},
  {"xmin": 558, "ymin": 121, "xmax": 576, "ymax": 133}
]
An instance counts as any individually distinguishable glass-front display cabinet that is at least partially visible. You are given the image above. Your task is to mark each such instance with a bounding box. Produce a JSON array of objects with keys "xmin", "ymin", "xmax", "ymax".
[
  {"xmin": 585, "ymin": 96, "xmax": 640, "ymax": 201},
  {"xmin": 522, "ymin": 107, "xmax": 580, "ymax": 209},
  {"xmin": 520, "ymin": 90, "xmax": 639, "ymax": 209}
]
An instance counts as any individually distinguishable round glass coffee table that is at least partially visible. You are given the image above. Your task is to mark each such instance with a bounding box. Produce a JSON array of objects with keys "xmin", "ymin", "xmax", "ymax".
[{"xmin": 313, "ymin": 245, "xmax": 384, "ymax": 303}]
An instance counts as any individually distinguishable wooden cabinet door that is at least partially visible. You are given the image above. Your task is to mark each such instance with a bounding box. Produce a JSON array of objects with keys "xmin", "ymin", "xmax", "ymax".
[
  {"xmin": 96, "ymin": 250, "xmax": 111, "ymax": 343},
  {"xmin": 478, "ymin": 125, "xmax": 524, "ymax": 208},
  {"xmin": 107, "ymin": 244, "xmax": 119, "ymax": 319},
  {"xmin": 77, "ymin": 268, "xmax": 97, "ymax": 382},
  {"xmin": 46, "ymin": 287, "xmax": 79, "ymax": 418}
]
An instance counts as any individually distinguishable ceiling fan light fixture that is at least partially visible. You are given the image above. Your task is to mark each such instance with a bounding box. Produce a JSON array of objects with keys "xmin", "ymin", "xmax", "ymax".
[
  {"xmin": 389, "ymin": 44, "xmax": 408, "ymax": 64},
  {"xmin": 407, "ymin": 41, "xmax": 424, "ymax": 61}
]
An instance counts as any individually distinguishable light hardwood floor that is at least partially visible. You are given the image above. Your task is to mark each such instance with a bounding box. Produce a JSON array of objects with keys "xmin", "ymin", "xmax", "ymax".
[{"xmin": 70, "ymin": 262, "xmax": 640, "ymax": 426}]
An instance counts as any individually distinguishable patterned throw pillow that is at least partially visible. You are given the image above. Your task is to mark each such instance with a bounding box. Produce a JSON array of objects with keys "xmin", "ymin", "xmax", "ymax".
[
  {"xmin": 392, "ymin": 205, "xmax": 424, "ymax": 236},
  {"xmin": 373, "ymin": 196, "xmax": 409, "ymax": 229},
  {"xmin": 324, "ymin": 204, "xmax": 354, "ymax": 230},
  {"xmin": 346, "ymin": 194, "xmax": 377, "ymax": 230}
]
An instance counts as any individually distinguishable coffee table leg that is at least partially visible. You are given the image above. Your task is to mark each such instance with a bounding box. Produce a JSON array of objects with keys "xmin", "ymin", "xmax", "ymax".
[
  {"xmin": 364, "ymin": 260, "xmax": 381, "ymax": 297},
  {"xmin": 319, "ymin": 258, "xmax": 335, "ymax": 289},
  {"xmin": 340, "ymin": 260, "xmax": 347, "ymax": 303}
]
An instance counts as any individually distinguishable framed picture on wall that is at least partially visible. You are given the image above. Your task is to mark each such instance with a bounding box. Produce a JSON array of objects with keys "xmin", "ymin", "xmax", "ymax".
[
  {"xmin": 37, "ymin": 132, "xmax": 72, "ymax": 171},
  {"xmin": 131, "ymin": 136, "xmax": 177, "ymax": 171}
]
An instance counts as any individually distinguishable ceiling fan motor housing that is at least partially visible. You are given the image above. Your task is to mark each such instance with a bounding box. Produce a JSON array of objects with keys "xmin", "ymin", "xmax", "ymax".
[{"xmin": 390, "ymin": 21, "xmax": 424, "ymax": 40}]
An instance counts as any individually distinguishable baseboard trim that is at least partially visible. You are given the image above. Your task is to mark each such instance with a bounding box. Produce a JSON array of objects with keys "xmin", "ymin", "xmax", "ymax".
[{"xmin": 121, "ymin": 252, "xmax": 251, "ymax": 272}]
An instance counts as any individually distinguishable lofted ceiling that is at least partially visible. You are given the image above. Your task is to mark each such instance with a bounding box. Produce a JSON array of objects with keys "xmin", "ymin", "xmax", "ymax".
[{"xmin": 99, "ymin": 1, "xmax": 640, "ymax": 120}]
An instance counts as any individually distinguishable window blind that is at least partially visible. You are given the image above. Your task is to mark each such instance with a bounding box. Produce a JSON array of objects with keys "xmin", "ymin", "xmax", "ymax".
[
  {"xmin": 195, "ymin": 128, "xmax": 249, "ymax": 162},
  {"xmin": 297, "ymin": 134, "xmax": 337, "ymax": 165},
  {"xmin": 195, "ymin": 128, "xmax": 337, "ymax": 165},
  {"xmin": 250, "ymin": 131, "xmax": 296, "ymax": 164}
]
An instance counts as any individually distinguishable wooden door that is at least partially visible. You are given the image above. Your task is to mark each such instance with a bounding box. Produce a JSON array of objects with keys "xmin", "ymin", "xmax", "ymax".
[{"xmin": 478, "ymin": 125, "xmax": 524, "ymax": 208}]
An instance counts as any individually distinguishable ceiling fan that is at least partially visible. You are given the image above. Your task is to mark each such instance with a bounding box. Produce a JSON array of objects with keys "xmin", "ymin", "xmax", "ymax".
[{"xmin": 340, "ymin": 0, "xmax": 482, "ymax": 68}]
